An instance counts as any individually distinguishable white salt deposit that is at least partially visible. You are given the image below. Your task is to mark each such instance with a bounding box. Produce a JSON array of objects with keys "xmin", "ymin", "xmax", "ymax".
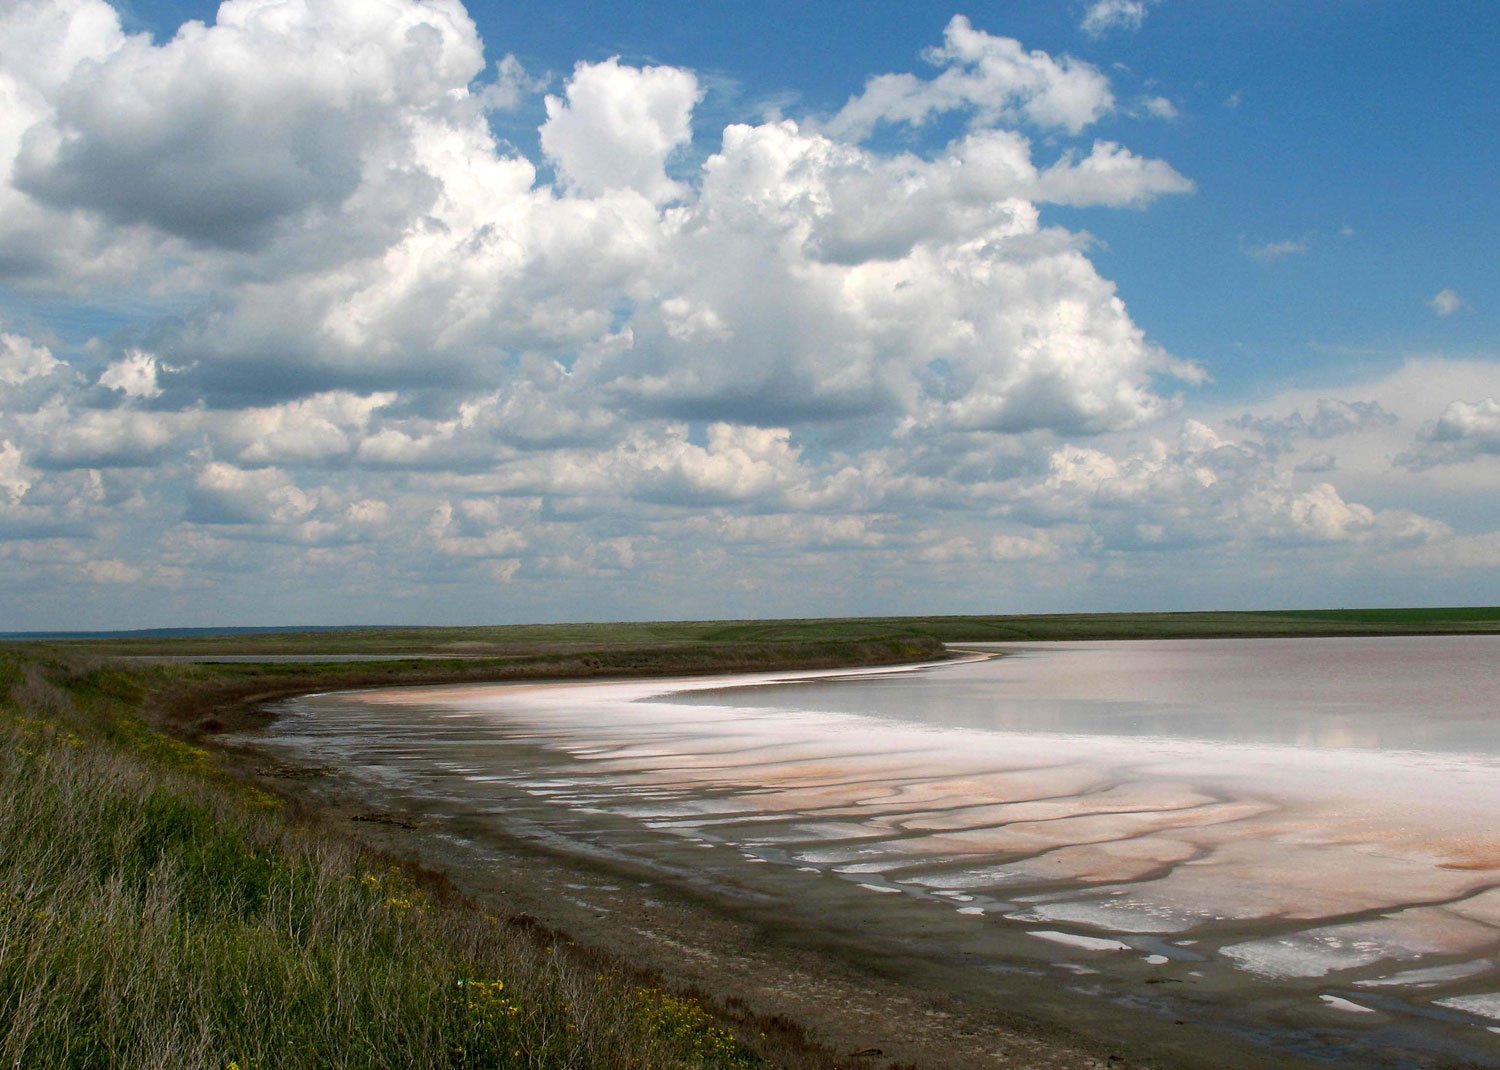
[
  {"xmin": 1029, "ymin": 930, "xmax": 1133, "ymax": 953},
  {"xmin": 1320, "ymin": 995, "xmax": 1376, "ymax": 1014},
  {"xmin": 1433, "ymin": 993, "xmax": 1500, "ymax": 1021}
]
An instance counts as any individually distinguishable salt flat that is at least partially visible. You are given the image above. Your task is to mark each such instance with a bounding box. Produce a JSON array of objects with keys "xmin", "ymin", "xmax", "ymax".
[{"xmin": 260, "ymin": 636, "xmax": 1500, "ymax": 1067}]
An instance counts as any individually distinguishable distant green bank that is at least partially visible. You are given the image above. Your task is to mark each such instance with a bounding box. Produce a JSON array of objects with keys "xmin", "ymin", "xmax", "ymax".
[{"xmin": 17, "ymin": 605, "xmax": 1500, "ymax": 657}]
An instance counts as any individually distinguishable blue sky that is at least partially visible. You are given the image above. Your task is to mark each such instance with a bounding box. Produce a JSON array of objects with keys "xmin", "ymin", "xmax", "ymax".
[{"xmin": 0, "ymin": 0, "xmax": 1496, "ymax": 628}]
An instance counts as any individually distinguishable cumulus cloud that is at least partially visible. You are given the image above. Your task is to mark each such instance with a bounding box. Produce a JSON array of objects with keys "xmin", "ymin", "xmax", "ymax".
[
  {"xmin": 1294, "ymin": 452, "xmax": 1337, "ymax": 474},
  {"xmin": 0, "ymin": 2, "xmax": 1491, "ymax": 626},
  {"xmin": 0, "ymin": 332, "xmax": 61, "ymax": 386},
  {"xmin": 1140, "ymin": 95, "xmax": 1178, "ymax": 120},
  {"xmin": 1035, "ymin": 140, "xmax": 1192, "ymax": 207},
  {"xmin": 989, "ymin": 531, "xmax": 1058, "ymax": 561},
  {"xmin": 83, "ymin": 558, "xmax": 143, "ymax": 584},
  {"xmin": 186, "ymin": 462, "xmax": 318, "ymax": 526},
  {"xmin": 98, "ymin": 350, "xmax": 163, "ymax": 399},
  {"xmin": 13, "ymin": 0, "xmax": 484, "ymax": 249},
  {"xmin": 24, "ymin": 402, "xmax": 185, "ymax": 469},
  {"xmin": 210, "ymin": 391, "xmax": 395, "ymax": 466},
  {"xmin": 3, "ymin": 4, "xmax": 1194, "ymax": 438},
  {"xmin": 0, "ymin": 441, "xmax": 32, "ymax": 503},
  {"xmin": 827, "ymin": 16, "xmax": 1114, "ymax": 140},
  {"xmin": 1014, "ymin": 418, "xmax": 1443, "ymax": 553},
  {"xmin": 1428, "ymin": 288, "xmax": 1465, "ymax": 317},
  {"xmin": 540, "ymin": 57, "xmax": 701, "ymax": 204},
  {"xmin": 1233, "ymin": 399, "xmax": 1398, "ymax": 442},
  {"xmin": 428, "ymin": 499, "xmax": 528, "ymax": 559},
  {"xmin": 1080, "ymin": 1, "xmax": 1151, "ymax": 38},
  {"xmin": 1399, "ymin": 398, "xmax": 1500, "ymax": 469},
  {"xmin": 627, "ymin": 423, "xmax": 806, "ymax": 505}
]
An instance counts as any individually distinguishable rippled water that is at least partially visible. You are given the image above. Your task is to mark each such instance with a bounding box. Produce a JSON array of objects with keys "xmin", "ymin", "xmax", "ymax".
[{"xmin": 260, "ymin": 636, "xmax": 1500, "ymax": 1066}]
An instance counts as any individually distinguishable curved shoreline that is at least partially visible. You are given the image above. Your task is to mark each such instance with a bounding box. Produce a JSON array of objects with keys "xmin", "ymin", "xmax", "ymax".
[
  {"xmin": 237, "ymin": 639, "xmax": 1500, "ymax": 1070},
  {"xmin": 232, "ymin": 652, "xmax": 1296, "ymax": 1070},
  {"xmin": 205, "ymin": 647, "xmax": 1186, "ymax": 1070},
  {"xmin": 234, "ymin": 688, "xmax": 1171, "ymax": 1070}
]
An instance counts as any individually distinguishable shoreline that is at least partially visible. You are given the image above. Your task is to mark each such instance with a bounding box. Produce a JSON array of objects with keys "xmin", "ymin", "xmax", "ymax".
[
  {"xmin": 216, "ymin": 650, "xmax": 1190, "ymax": 1069},
  {"xmin": 232, "ymin": 697, "xmax": 1177, "ymax": 1070},
  {"xmin": 232, "ymin": 640, "xmax": 1500, "ymax": 1070},
  {"xmin": 229, "ymin": 654, "xmax": 1304, "ymax": 1070}
]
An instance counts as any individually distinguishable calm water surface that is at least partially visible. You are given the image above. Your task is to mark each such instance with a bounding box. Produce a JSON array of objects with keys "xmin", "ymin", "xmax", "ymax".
[{"xmin": 687, "ymin": 636, "xmax": 1500, "ymax": 755}]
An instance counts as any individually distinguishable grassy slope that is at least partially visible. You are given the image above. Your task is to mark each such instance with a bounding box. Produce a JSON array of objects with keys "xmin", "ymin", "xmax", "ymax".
[{"xmin": 0, "ymin": 642, "xmax": 939, "ymax": 1070}]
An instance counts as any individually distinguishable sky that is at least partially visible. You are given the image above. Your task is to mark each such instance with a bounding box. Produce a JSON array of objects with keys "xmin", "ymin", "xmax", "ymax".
[{"xmin": 0, "ymin": 0, "xmax": 1496, "ymax": 630}]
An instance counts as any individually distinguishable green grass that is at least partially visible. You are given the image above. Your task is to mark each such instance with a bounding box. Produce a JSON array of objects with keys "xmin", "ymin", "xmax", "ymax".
[
  {"xmin": 0, "ymin": 648, "xmax": 889, "ymax": 1069},
  {"xmin": 20, "ymin": 605, "xmax": 1499, "ymax": 658}
]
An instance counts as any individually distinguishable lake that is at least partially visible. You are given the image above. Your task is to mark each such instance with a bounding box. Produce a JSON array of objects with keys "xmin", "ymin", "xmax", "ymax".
[{"xmin": 258, "ymin": 635, "xmax": 1500, "ymax": 1067}]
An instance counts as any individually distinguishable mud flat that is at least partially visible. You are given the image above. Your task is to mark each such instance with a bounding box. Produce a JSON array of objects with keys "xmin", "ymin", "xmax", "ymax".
[{"xmin": 247, "ymin": 637, "xmax": 1500, "ymax": 1068}]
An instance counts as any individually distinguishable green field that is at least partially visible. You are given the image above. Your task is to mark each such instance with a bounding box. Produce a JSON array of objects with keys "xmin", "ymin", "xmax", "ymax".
[{"xmin": 24, "ymin": 605, "xmax": 1500, "ymax": 658}]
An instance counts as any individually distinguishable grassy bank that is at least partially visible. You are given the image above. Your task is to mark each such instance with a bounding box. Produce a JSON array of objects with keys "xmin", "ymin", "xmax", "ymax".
[
  {"xmin": 0, "ymin": 641, "xmax": 937, "ymax": 1070},
  {"xmin": 28, "ymin": 605, "xmax": 1500, "ymax": 657}
]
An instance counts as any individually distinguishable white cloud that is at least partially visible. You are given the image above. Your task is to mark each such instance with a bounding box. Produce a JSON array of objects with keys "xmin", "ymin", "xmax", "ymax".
[
  {"xmin": 428, "ymin": 499, "xmax": 529, "ymax": 558},
  {"xmin": 98, "ymin": 349, "xmax": 163, "ymax": 398},
  {"xmin": 186, "ymin": 462, "xmax": 318, "ymax": 526},
  {"xmin": 211, "ymin": 391, "xmax": 396, "ymax": 466},
  {"xmin": 12, "ymin": 0, "xmax": 485, "ymax": 249},
  {"xmin": 2, "ymin": 7, "xmax": 1193, "ymax": 444},
  {"xmin": 590, "ymin": 118, "xmax": 1196, "ymax": 431},
  {"xmin": 627, "ymin": 423, "xmax": 805, "ymax": 505},
  {"xmin": 1399, "ymin": 398, "xmax": 1500, "ymax": 469},
  {"xmin": 827, "ymin": 16, "xmax": 1113, "ymax": 140},
  {"xmin": 1241, "ymin": 481, "xmax": 1376, "ymax": 545},
  {"xmin": 989, "ymin": 531, "xmax": 1059, "ymax": 561},
  {"xmin": 0, "ymin": 440, "xmax": 32, "ymax": 503},
  {"xmin": 0, "ymin": 332, "xmax": 61, "ymax": 386},
  {"xmin": 1412, "ymin": 531, "xmax": 1500, "ymax": 571},
  {"xmin": 1081, "ymin": 1, "xmax": 1151, "ymax": 38},
  {"xmin": 1295, "ymin": 452, "xmax": 1337, "ymax": 474},
  {"xmin": 1015, "ymin": 416, "xmax": 1450, "ymax": 554},
  {"xmin": 1246, "ymin": 238, "xmax": 1307, "ymax": 262},
  {"xmin": 0, "ymin": 0, "xmax": 149, "ymax": 282},
  {"xmin": 1036, "ymin": 140, "xmax": 1193, "ymax": 207},
  {"xmin": 24, "ymin": 401, "xmax": 185, "ymax": 469},
  {"xmin": 1141, "ymin": 95, "xmax": 1178, "ymax": 120},
  {"xmin": 540, "ymin": 57, "xmax": 701, "ymax": 204},
  {"xmin": 1428, "ymin": 288, "xmax": 1465, "ymax": 317},
  {"xmin": 1213, "ymin": 357, "xmax": 1500, "ymax": 509},
  {"xmin": 1429, "ymin": 397, "xmax": 1500, "ymax": 443}
]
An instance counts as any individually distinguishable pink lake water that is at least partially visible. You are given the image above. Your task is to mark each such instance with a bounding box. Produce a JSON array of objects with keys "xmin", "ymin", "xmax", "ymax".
[{"xmin": 263, "ymin": 635, "xmax": 1500, "ymax": 1066}]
